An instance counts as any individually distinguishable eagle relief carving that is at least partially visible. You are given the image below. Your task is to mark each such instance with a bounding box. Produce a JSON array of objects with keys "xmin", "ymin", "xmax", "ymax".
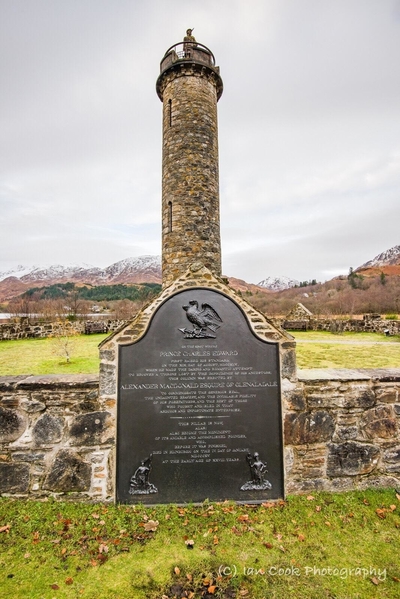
[{"xmin": 179, "ymin": 300, "xmax": 223, "ymax": 339}]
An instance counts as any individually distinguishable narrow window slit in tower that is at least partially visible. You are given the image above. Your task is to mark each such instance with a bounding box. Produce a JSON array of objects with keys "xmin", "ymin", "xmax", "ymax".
[
  {"xmin": 168, "ymin": 99, "xmax": 172, "ymax": 127},
  {"xmin": 168, "ymin": 201, "xmax": 173, "ymax": 232}
]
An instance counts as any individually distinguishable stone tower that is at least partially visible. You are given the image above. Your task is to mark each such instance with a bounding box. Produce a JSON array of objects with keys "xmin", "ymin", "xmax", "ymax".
[{"xmin": 156, "ymin": 31, "xmax": 223, "ymax": 287}]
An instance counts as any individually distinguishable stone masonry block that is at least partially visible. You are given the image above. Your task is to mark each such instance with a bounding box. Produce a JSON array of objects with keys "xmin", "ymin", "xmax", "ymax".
[
  {"xmin": 0, "ymin": 463, "xmax": 30, "ymax": 493},
  {"xmin": 44, "ymin": 450, "xmax": 91, "ymax": 492},
  {"xmin": 284, "ymin": 410, "xmax": 335, "ymax": 445},
  {"xmin": 327, "ymin": 442, "xmax": 380, "ymax": 477},
  {"xmin": 69, "ymin": 411, "xmax": 113, "ymax": 446},
  {"xmin": 362, "ymin": 405, "xmax": 397, "ymax": 439},
  {"xmin": 0, "ymin": 406, "xmax": 27, "ymax": 443},
  {"xmin": 33, "ymin": 413, "xmax": 64, "ymax": 445}
]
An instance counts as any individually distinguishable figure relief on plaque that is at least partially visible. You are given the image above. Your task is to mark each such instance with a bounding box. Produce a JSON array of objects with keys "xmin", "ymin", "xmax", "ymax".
[
  {"xmin": 129, "ymin": 454, "xmax": 158, "ymax": 495},
  {"xmin": 240, "ymin": 451, "xmax": 272, "ymax": 491},
  {"xmin": 179, "ymin": 300, "xmax": 223, "ymax": 339}
]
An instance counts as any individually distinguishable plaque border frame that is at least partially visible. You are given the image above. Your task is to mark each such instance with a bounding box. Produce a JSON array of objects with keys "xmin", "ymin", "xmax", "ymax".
[{"xmin": 115, "ymin": 287, "xmax": 285, "ymax": 505}]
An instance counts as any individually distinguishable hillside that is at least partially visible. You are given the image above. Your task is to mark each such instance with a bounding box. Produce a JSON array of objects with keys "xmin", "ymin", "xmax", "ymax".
[
  {"xmin": 355, "ymin": 245, "xmax": 400, "ymax": 276},
  {"xmin": 1, "ymin": 244, "xmax": 399, "ymax": 310},
  {"xmin": 0, "ymin": 256, "xmax": 162, "ymax": 302}
]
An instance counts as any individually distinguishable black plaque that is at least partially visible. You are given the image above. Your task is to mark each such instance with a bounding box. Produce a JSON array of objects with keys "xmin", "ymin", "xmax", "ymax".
[{"xmin": 117, "ymin": 289, "xmax": 284, "ymax": 503}]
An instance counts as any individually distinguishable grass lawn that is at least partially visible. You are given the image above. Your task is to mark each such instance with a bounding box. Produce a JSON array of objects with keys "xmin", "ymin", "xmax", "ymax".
[
  {"xmin": 0, "ymin": 332, "xmax": 399, "ymax": 375},
  {"xmin": 0, "ymin": 489, "xmax": 399, "ymax": 599},
  {"xmin": 0, "ymin": 334, "xmax": 108, "ymax": 376},
  {"xmin": 294, "ymin": 331, "xmax": 400, "ymax": 369}
]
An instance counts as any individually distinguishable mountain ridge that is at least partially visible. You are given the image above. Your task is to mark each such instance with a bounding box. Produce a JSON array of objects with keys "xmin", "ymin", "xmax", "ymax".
[{"xmin": 0, "ymin": 244, "xmax": 399, "ymax": 302}]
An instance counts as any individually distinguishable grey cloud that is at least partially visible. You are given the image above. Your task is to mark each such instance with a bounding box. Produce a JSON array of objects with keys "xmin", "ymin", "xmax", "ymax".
[{"xmin": 1, "ymin": 0, "xmax": 399, "ymax": 281}]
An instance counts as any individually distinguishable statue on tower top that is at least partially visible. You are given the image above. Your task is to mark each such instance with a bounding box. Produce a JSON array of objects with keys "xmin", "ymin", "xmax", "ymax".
[
  {"xmin": 184, "ymin": 28, "xmax": 196, "ymax": 43},
  {"xmin": 183, "ymin": 28, "xmax": 197, "ymax": 57}
]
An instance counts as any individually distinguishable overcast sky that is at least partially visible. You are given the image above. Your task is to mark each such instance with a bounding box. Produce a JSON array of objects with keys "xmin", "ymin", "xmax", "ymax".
[{"xmin": 1, "ymin": 0, "xmax": 400, "ymax": 284}]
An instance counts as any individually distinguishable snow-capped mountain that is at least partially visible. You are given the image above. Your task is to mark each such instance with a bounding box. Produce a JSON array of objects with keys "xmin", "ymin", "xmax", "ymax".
[
  {"xmin": 257, "ymin": 276, "xmax": 299, "ymax": 292},
  {"xmin": 0, "ymin": 256, "xmax": 162, "ymax": 291},
  {"xmin": 103, "ymin": 256, "xmax": 161, "ymax": 283},
  {"xmin": 356, "ymin": 245, "xmax": 400, "ymax": 270}
]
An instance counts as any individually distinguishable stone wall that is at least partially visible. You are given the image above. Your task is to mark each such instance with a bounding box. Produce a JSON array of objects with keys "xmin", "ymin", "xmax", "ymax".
[
  {"xmin": 284, "ymin": 368, "xmax": 400, "ymax": 493},
  {"xmin": 0, "ymin": 319, "xmax": 125, "ymax": 341},
  {"xmin": 0, "ymin": 374, "xmax": 114, "ymax": 501},
  {"xmin": 282, "ymin": 318, "xmax": 400, "ymax": 335},
  {"xmin": 1, "ymin": 368, "xmax": 399, "ymax": 500}
]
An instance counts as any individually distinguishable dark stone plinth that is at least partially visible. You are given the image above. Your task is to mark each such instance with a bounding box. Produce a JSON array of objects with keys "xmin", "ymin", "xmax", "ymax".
[
  {"xmin": 44, "ymin": 450, "xmax": 91, "ymax": 492},
  {"xmin": 0, "ymin": 463, "xmax": 30, "ymax": 493},
  {"xmin": 69, "ymin": 412, "xmax": 113, "ymax": 446},
  {"xmin": 327, "ymin": 442, "xmax": 380, "ymax": 477},
  {"xmin": 0, "ymin": 407, "xmax": 27, "ymax": 443},
  {"xmin": 33, "ymin": 413, "xmax": 64, "ymax": 445},
  {"xmin": 117, "ymin": 289, "xmax": 283, "ymax": 504}
]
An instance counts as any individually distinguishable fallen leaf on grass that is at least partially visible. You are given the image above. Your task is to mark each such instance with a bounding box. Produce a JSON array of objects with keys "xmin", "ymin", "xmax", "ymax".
[
  {"xmin": 208, "ymin": 585, "xmax": 217, "ymax": 594},
  {"xmin": 390, "ymin": 504, "xmax": 396, "ymax": 512},
  {"xmin": 50, "ymin": 584, "xmax": 60, "ymax": 590},
  {"xmin": 238, "ymin": 514, "xmax": 249, "ymax": 522},
  {"xmin": 97, "ymin": 553, "xmax": 108, "ymax": 564},
  {"xmin": 0, "ymin": 525, "xmax": 11, "ymax": 533},
  {"xmin": 65, "ymin": 577, "xmax": 73, "ymax": 585},
  {"xmin": 174, "ymin": 566, "xmax": 180, "ymax": 576},
  {"xmin": 263, "ymin": 542, "xmax": 273, "ymax": 549},
  {"xmin": 392, "ymin": 576, "xmax": 400, "ymax": 582},
  {"xmin": 261, "ymin": 502, "xmax": 275, "ymax": 508},
  {"xmin": 91, "ymin": 513, "xmax": 100, "ymax": 519},
  {"xmin": 376, "ymin": 508, "xmax": 386, "ymax": 519},
  {"xmin": 24, "ymin": 552, "xmax": 31, "ymax": 559},
  {"xmin": 298, "ymin": 534, "xmax": 306, "ymax": 541},
  {"xmin": 371, "ymin": 577, "xmax": 379, "ymax": 585},
  {"xmin": 144, "ymin": 520, "xmax": 159, "ymax": 531},
  {"xmin": 307, "ymin": 495, "xmax": 315, "ymax": 501},
  {"xmin": 279, "ymin": 545, "xmax": 286, "ymax": 552},
  {"xmin": 315, "ymin": 506, "xmax": 322, "ymax": 512},
  {"xmin": 213, "ymin": 535, "xmax": 219, "ymax": 545},
  {"xmin": 99, "ymin": 543, "xmax": 109, "ymax": 554}
]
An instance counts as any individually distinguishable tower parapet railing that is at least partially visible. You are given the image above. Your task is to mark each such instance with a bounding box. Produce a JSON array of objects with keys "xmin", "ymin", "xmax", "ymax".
[{"xmin": 159, "ymin": 41, "xmax": 218, "ymax": 74}]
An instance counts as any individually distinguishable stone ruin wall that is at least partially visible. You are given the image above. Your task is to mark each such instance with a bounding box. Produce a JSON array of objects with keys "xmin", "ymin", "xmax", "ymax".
[
  {"xmin": 1, "ymin": 370, "xmax": 399, "ymax": 501},
  {"xmin": 0, "ymin": 319, "xmax": 125, "ymax": 341},
  {"xmin": 282, "ymin": 318, "xmax": 400, "ymax": 335}
]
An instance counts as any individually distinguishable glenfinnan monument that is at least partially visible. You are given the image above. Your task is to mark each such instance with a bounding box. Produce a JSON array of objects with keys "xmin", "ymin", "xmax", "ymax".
[
  {"xmin": 99, "ymin": 31, "xmax": 296, "ymax": 504},
  {"xmin": 156, "ymin": 30, "xmax": 223, "ymax": 286}
]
